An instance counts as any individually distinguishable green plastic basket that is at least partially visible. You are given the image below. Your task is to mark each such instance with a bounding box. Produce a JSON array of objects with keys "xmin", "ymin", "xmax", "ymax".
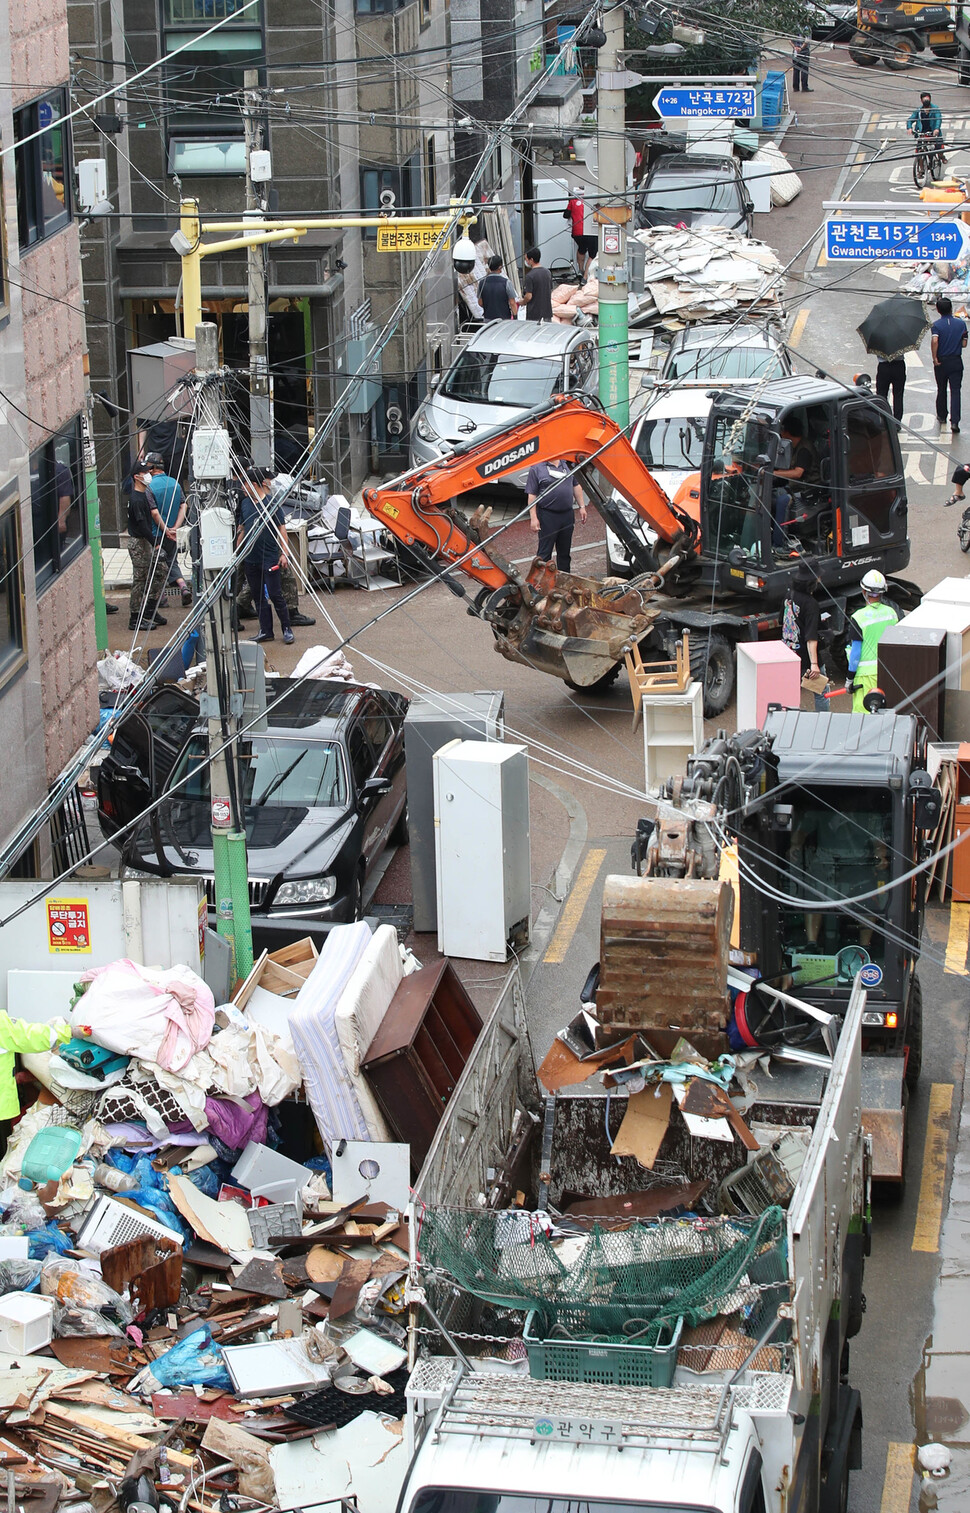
[{"xmin": 523, "ymin": 1309, "xmax": 683, "ymax": 1387}]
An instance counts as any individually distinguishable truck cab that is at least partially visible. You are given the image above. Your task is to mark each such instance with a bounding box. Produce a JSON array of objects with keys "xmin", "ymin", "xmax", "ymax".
[{"xmin": 699, "ymin": 377, "xmax": 910, "ymax": 601}]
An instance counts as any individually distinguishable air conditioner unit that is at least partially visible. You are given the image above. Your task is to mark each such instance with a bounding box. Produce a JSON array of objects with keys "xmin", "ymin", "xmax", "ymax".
[{"xmin": 76, "ymin": 1195, "xmax": 183, "ymax": 1255}]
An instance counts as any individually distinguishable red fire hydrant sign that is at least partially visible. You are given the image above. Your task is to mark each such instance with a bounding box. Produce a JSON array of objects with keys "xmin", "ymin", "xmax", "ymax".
[{"xmin": 46, "ymin": 898, "xmax": 91, "ymax": 953}]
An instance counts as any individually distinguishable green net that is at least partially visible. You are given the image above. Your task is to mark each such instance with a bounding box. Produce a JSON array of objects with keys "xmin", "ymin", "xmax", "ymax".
[{"xmin": 418, "ymin": 1205, "xmax": 786, "ymax": 1333}]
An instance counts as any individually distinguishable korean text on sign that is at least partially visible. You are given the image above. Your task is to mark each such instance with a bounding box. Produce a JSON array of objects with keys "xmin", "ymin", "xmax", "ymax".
[
  {"xmin": 377, "ymin": 224, "xmax": 445, "ymax": 252},
  {"xmin": 825, "ymin": 217, "xmax": 964, "ymax": 262},
  {"xmin": 46, "ymin": 898, "xmax": 92, "ymax": 953}
]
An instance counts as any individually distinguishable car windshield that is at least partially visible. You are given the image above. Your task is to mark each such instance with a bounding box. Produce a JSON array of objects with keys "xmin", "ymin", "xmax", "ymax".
[
  {"xmin": 668, "ymin": 347, "xmax": 786, "ymax": 381},
  {"xmin": 171, "ymin": 736, "xmax": 346, "ymax": 808},
  {"xmin": 636, "ymin": 414, "xmax": 707, "ymax": 470},
  {"xmin": 410, "ymin": 1496, "xmax": 713, "ymax": 1513},
  {"xmin": 440, "ymin": 350, "xmax": 562, "ymax": 407},
  {"xmin": 642, "ymin": 170, "xmax": 740, "ymax": 214}
]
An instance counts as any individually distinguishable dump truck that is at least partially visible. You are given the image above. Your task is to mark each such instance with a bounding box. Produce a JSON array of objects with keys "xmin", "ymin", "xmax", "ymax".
[
  {"xmin": 631, "ymin": 710, "xmax": 941, "ymax": 1181},
  {"xmin": 363, "ymin": 383, "xmax": 917, "ymax": 715},
  {"xmin": 398, "ymin": 967, "xmax": 869, "ymax": 1513}
]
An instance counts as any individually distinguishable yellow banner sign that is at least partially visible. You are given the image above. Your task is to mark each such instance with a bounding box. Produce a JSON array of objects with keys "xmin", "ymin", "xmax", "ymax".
[{"xmin": 377, "ymin": 223, "xmax": 446, "ymax": 253}]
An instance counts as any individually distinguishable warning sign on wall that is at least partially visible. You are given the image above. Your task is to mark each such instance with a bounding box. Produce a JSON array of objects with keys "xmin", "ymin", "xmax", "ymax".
[{"xmin": 47, "ymin": 898, "xmax": 91, "ymax": 953}]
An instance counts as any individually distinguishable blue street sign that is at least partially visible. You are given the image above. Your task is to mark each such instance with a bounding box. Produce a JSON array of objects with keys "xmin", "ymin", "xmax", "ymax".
[
  {"xmin": 652, "ymin": 85, "xmax": 757, "ymax": 118},
  {"xmin": 826, "ymin": 217, "xmax": 965, "ymax": 262}
]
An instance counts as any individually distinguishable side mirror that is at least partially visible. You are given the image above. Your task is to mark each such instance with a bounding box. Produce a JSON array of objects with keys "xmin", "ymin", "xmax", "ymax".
[{"xmin": 363, "ymin": 776, "xmax": 392, "ymax": 798}]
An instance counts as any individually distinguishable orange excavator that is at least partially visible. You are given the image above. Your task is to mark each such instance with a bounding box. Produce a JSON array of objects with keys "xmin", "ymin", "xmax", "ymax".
[{"xmin": 362, "ymin": 383, "xmax": 914, "ymax": 713}]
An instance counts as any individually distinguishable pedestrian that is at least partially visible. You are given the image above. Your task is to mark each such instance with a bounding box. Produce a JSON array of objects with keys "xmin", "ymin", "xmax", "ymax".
[
  {"xmin": 236, "ymin": 559, "xmax": 316, "ymax": 626},
  {"xmin": 124, "ymin": 465, "xmax": 167, "ymax": 632},
  {"xmin": 477, "ymin": 255, "xmax": 518, "ymax": 321},
  {"xmin": 792, "ymin": 33, "xmax": 812, "ymax": 91},
  {"xmin": 521, "ymin": 247, "xmax": 553, "ymax": 323},
  {"xmin": 943, "ymin": 458, "xmax": 970, "ymax": 507},
  {"xmin": 846, "ymin": 569, "xmax": 898, "ymax": 714},
  {"xmin": 783, "ymin": 560, "xmax": 827, "ymax": 710},
  {"xmin": 875, "ymin": 356, "xmax": 906, "ymax": 422},
  {"xmin": 931, "ymin": 295, "xmax": 968, "ymax": 434},
  {"xmin": 526, "ymin": 457, "xmax": 587, "ymax": 572},
  {"xmin": 564, "ymin": 187, "xmax": 598, "ymax": 279},
  {"xmin": 235, "ymin": 463, "xmax": 294, "ymax": 645},
  {"xmin": 143, "ymin": 453, "xmax": 191, "ymax": 606}
]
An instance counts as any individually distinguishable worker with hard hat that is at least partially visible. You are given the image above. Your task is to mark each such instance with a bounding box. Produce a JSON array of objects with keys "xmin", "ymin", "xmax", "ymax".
[{"xmin": 846, "ymin": 570, "xmax": 898, "ymax": 713}]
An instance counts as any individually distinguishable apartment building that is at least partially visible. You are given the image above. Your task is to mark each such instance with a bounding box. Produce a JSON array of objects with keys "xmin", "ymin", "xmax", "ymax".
[
  {"xmin": 0, "ymin": 0, "xmax": 98, "ymax": 871},
  {"xmin": 68, "ymin": 0, "xmax": 457, "ymax": 538}
]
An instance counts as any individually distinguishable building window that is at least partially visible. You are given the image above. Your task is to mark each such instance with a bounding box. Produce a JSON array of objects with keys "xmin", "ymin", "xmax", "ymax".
[
  {"xmin": 162, "ymin": 0, "xmax": 263, "ymax": 176},
  {"xmin": 29, "ymin": 418, "xmax": 86, "ymax": 591},
  {"xmin": 425, "ymin": 137, "xmax": 436, "ymax": 208},
  {"xmin": 14, "ymin": 89, "xmax": 72, "ymax": 249},
  {"xmin": 354, "ymin": 0, "xmax": 407, "ymax": 13},
  {"xmin": 0, "ymin": 494, "xmax": 26, "ymax": 686}
]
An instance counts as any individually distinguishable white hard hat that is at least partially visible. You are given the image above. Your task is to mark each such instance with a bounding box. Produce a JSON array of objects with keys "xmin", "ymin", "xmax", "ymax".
[
  {"xmin": 861, "ymin": 569, "xmax": 887, "ymax": 594},
  {"xmin": 571, "ymin": 185, "xmax": 584, "ymax": 195}
]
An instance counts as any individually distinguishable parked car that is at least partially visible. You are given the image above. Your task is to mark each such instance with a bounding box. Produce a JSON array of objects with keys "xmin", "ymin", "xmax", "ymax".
[
  {"xmin": 809, "ymin": 0, "xmax": 855, "ymax": 37},
  {"xmin": 659, "ymin": 322, "xmax": 792, "ymax": 386},
  {"xmin": 96, "ymin": 680, "xmax": 409, "ymax": 922},
  {"xmin": 605, "ymin": 389, "xmax": 711, "ymax": 577},
  {"xmin": 635, "ymin": 154, "xmax": 754, "ymax": 234},
  {"xmin": 410, "ymin": 320, "xmax": 597, "ymax": 481}
]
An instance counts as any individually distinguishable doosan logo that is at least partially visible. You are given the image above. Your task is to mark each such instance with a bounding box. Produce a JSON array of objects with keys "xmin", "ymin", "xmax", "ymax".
[{"xmin": 477, "ymin": 435, "xmax": 540, "ymax": 479}]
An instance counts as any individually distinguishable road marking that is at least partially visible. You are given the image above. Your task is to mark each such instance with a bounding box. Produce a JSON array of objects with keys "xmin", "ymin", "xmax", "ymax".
[
  {"xmin": 543, "ymin": 847, "xmax": 606, "ymax": 965},
  {"xmin": 913, "ymin": 1083, "xmax": 954, "ymax": 1254},
  {"xmin": 945, "ymin": 901, "xmax": 970, "ymax": 975},
  {"xmin": 789, "ymin": 307, "xmax": 810, "ymax": 349},
  {"xmin": 880, "ymin": 1442, "xmax": 914, "ymax": 1513}
]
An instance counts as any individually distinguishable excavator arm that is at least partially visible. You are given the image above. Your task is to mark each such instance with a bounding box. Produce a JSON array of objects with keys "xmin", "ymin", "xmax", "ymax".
[
  {"xmin": 359, "ymin": 395, "xmax": 697, "ymax": 691},
  {"xmin": 362, "ymin": 395, "xmax": 698, "ymax": 591}
]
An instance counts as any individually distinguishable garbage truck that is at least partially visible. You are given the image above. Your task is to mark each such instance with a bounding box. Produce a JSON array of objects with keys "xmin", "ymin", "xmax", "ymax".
[{"xmin": 398, "ymin": 967, "xmax": 869, "ymax": 1513}]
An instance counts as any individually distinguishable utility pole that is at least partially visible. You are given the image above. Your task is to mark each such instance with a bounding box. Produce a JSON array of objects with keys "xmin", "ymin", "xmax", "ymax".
[
  {"xmin": 244, "ymin": 69, "xmax": 273, "ymax": 470},
  {"xmin": 596, "ymin": 2, "xmax": 630, "ymax": 430},
  {"xmin": 194, "ymin": 321, "xmax": 254, "ymax": 982}
]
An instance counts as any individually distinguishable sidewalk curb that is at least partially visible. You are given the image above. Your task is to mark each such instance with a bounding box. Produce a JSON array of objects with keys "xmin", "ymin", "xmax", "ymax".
[{"xmin": 518, "ymin": 771, "xmax": 588, "ymax": 990}]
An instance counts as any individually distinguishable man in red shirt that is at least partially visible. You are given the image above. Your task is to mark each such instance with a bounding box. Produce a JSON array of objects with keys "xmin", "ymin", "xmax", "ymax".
[{"xmin": 564, "ymin": 187, "xmax": 597, "ymax": 278}]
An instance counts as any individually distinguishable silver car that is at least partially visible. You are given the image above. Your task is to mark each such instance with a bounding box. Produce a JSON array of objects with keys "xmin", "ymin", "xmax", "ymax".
[
  {"xmin": 411, "ymin": 321, "xmax": 597, "ymax": 480},
  {"xmin": 660, "ymin": 322, "xmax": 791, "ymax": 386}
]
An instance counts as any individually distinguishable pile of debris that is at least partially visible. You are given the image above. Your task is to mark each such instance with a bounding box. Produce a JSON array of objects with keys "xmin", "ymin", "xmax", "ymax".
[
  {"xmin": 627, "ymin": 225, "xmax": 786, "ymax": 329},
  {"xmin": 0, "ymin": 922, "xmax": 471, "ymax": 1513}
]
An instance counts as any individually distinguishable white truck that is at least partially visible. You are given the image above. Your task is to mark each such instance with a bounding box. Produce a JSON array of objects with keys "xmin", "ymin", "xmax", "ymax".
[{"xmin": 397, "ymin": 969, "xmax": 870, "ymax": 1513}]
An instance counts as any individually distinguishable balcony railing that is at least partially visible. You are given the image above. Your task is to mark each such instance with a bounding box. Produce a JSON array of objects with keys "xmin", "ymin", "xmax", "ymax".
[{"xmin": 164, "ymin": 0, "xmax": 261, "ymax": 25}]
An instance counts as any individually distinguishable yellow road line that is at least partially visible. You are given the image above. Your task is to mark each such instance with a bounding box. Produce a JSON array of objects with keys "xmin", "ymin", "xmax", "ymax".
[
  {"xmin": 913, "ymin": 1083, "xmax": 954, "ymax": 1254},
  {"xmin": 879, "ymin": 1442, "xmax": 914, "ymax": 1513},
  {"xmin": 544, "ymin": 847, "xmax": 607, "ymax": 965},
  {"xmin": 944, "ymin": 901, "xmax": 970, "ymax": 975},
  {"xmin": 789, "ymin": 307, "xmax": 810, "ymax": 349}
]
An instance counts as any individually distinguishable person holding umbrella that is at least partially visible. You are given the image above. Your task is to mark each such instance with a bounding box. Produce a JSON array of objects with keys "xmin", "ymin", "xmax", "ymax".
[
  {"xmin": 875, "ymin": 356, "xmax": 906, "ymax": 421},
  {"xmin": 857, "ymin": 294, "xmax": 931, "ymax": 425}
]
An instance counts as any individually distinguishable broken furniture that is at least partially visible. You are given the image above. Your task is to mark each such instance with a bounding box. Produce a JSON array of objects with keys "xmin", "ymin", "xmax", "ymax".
[
  {"xmin": 362, "ymin": 959, "xmax": 483, "ymax": 1171},
  {"xmin": 639, "ymin": 681, "xmax": 704, "ymax": 788},
  {"xmin": 626, "ymin": 634, "xmax": 691, "ymax": 732},
  {"xmin": 735, "ymin": 641, "xmax": 800, "ymax": 730}
]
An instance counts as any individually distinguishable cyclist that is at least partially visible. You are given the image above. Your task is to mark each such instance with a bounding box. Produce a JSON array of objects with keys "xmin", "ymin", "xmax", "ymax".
[{"xmin": 907, "ymin": 92, "xmax": 945, "ymax": 163}]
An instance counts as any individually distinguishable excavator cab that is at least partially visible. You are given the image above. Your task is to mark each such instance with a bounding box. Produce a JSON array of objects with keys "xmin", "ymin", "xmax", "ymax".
[{"xmin": 699, "ymin": 377, "xmax": 909, "ymax": 601}]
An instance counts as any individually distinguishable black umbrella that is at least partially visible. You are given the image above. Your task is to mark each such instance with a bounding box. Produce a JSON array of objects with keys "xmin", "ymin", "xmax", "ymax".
[{"xmin": 857, "ymin": 294, "xmax": 931, "ymax": 362}]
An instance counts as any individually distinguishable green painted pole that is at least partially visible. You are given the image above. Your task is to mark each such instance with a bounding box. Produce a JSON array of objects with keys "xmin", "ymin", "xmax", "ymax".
[{"xmin": 596, "ymin": 1, "xmax": 630, "ymax": 430}]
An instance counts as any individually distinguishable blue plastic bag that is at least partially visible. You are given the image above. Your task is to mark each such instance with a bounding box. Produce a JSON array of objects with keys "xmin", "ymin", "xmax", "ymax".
[
  {"xmin": 28, "ymin": 1222, "xmax": 73, "ymax": 1259},
  {"xmin": 146, "ymin": 1326, "xmax": 233, "ymax": 1391}
]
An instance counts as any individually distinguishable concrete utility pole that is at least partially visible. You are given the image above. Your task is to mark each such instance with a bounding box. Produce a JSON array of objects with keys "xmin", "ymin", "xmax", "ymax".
[
  {"xmin": 596, "ymin": 1, "xmax": 630, "ymax": 430},
  {"xmin": 194, "ymin": 321, "xmax": 254, "ymax": 981},
  {"xmin": 244, "ymin": 69, "xmax": 273, "ymax": 471}
]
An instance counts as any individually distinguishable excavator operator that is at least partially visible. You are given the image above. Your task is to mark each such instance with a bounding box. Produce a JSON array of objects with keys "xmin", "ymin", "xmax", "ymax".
[{"xmin": 907, "ymin": 92, "xmax": 945, "ymax": 161}]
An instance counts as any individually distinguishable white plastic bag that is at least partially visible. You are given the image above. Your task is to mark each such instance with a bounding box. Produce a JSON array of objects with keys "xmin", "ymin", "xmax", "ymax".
[
  {"xmin": 72, "ymin": 959, "xmax": 215, "ymax": 1071},
  {"xmin": 97, "ymin": 651, "xmax": 143, "ymax": 693}
]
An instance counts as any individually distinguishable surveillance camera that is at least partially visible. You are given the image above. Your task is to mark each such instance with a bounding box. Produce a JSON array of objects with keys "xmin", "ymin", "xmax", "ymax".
[
  {"xmin": 88, "ymin": 198, "xmax": 115, "ymax": 218},
  {"xmin": 170, "ymin": 229, "xmax": 195, "ymax": 256},
  {"xmin": 452, "ymin": 234, "xmax": 477, "ymax": 273},
  {"xmin": 379, "ymin": 187, "xmax": 397, "ymax": 210}
]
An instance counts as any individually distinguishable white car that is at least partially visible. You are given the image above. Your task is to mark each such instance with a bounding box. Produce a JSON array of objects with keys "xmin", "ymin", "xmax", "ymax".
[
  {"xmin": 660, "ymin": 322, "xmax": 791, "ymax": 387},
  {"xmin": 410, "ymin": 321, "xmax": 597, "ymax": 484},
  {"xmin": 605, "ymin": 388, "xmax": 711, "ymax": 577}
]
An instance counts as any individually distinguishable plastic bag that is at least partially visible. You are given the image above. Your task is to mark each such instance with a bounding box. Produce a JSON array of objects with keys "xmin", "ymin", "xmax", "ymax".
[
  {"xmin": 97, "ymin": 651, "xmax": 143, "ymax": 694},
  {"xmin": 53, "ymin": 1301, "xmax": 126, "ymax": 1339},
  {"xmin": 28, "ymin": 1223, "xmax": 74, "ymax": 1260},
  {"xmin": 40, "ymin": 1259, "xmax": 133, "ymax": 1323},
  {"xmin": 129, "ymin": 1326, "xmax": 233, "ymax": 1395},
  {"xmin": 0, "ymin": 1187, "xmax": 49, "ymax": 1233},
  {"xmin": 0, "ymin": 1260, "xmax": 42, "ymax": 1295}
]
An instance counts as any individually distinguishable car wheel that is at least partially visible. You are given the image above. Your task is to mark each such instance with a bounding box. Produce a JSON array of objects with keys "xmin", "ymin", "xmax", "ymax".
[
  {"xmin": 352, "ymin": 868, "xmax": 365, "ymax": 922},
  {"xmin": 390, "ymin": 797, "xmax": 409, "ymax": 846},
  {"xmin": 690, "ymin": 632, "xmax": 735, "ymax": 718}
]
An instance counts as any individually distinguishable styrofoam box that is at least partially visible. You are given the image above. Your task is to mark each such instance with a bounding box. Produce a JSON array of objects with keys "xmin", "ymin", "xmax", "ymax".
[{"xmin": 0, "ymin": 1293, "xmax": 54, "ymax": 1355}]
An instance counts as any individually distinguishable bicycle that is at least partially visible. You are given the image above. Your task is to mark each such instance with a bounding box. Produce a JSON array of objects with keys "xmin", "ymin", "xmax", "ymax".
[{"xmin": 913, "ymin": 132, "xmax": 945, "ymax": 190}]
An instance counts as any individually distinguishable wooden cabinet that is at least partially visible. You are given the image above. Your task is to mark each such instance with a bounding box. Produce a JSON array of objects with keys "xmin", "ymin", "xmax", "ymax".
[
  {"xmin": 878, "ymin": 624, "xmax": 947, "ymax": 742},
  {"xmin": 361, "ymin": 960, "xmax": 483, "ymax": 1172}
]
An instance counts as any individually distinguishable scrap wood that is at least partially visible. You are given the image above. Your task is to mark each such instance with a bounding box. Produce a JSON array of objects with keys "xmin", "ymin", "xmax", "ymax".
[
  {"xmin": 563, "ymin": 1180, "xmax": 708, "ymax": 1222},
  {"xmin": 168, "ymin": 1177, "xmax": 252, "ymax": 1253},
  {"xmin": 41, "ymin": 1407, "xmax": 195, "ymax": 1466},
  {"xmin": 681, "ymin": 1079, "xmax": 759, "ymax": 1151},
  {"xmin": 150, "ymin": 1393, "xmax": 248, "ymax": 1426},
  {"xmin": 609, "ymin": 1084, "xmax": 673, "ymax": 1168},
  {"xmin": 49, "ymin": 1339, "xmax": 142, "ymax": 1376},
  {"xmin": 537, "ymin": 1035, "xmax": 637, "ymax": 1094},
  {"xmin": 305, "ymin": 1247, "xmax": 344, "ymax": 1284}
]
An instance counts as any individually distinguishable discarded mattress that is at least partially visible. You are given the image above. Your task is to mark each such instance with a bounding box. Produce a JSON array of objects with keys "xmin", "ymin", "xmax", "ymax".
[
  {"xmin": 333, "ymin": 924, "xmax": 401, "ymax": 1143},
  {"xmin": 288, "ymin": 921, "xmax": 374, "ymax": 1149}
]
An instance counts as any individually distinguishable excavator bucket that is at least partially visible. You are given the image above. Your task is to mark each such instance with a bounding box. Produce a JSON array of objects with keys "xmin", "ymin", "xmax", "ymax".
[
  {"xmin": 487, "ymin": 560, "xmax": 663, "ymax": 686},
  {"xmin": 594, "ymin": 875, "xmax": 734, "ymax": 1048}
]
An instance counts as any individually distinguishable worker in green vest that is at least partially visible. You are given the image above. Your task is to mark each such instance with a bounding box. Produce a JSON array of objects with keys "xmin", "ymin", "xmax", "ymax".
[{"xmin": 847, "ymin": 570, "xmax": 898, "ymax": 714}]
